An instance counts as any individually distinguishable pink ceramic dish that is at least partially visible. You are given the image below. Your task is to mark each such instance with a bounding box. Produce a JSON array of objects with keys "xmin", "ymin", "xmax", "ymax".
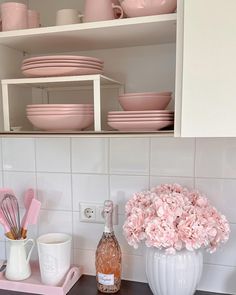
[
  {"xmin": 119, "ymin": 91, "xmax": 172, "ymax": 97},
  {"xmin": 108, "ymin": 113, "xmax": 173, "ymax": 118},
  {"xmin": 27, "ymin": 111, "xmax": 94, "ymax": 116},
  {"xmin": 23, "ymin": 55, "xmax": 103, "ymax": 64},
  {"xmin": 22, "ymin": 67, "xmax": 104, "ymax": 77},
  {"xmin": 27, "ymin": 114, "xmax": 94, "ymax": 131},
  {"xmin": 23, "ymin": 59, "xmax": 103, "ymax": 67},
  {"xmin": 118, "ymin": 95, "xmax": 171, "ymax": 111},
  {"xmin": 22, "ymin": 63, "xmax": 103, "ymax": 71},
  {"xmin": 108, "ymin": 110, "xmax": 174, "ymax": 115},
  {"xmin": 120, "ymin": 0, "xmax": 177, "ymax": 17},
  {"xmin": 108, "ymin": 120, "xmax": 173, "ymax": 131},
  {"xmin": 108, "ymin": 117, "xmax": 174, "ymax": 122},
  {"xmin": 27, "ymin": 104, "xmax": 93, "ymax": 108}
]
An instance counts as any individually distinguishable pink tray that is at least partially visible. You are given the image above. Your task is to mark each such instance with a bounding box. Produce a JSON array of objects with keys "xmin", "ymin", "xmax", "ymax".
[{"xmin": 0, "ymin": 262, "xmax": 83, "ymax": 295}]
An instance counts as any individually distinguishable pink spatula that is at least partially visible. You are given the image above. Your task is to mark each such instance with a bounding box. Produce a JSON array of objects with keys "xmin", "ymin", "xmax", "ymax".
[
  {"xmin": 21, "ymin": 198, "xmax": 41, "ymax": 239},
  {"xmin": 21, "ymin": 188, "xmax": 35, "ymax": 226}
]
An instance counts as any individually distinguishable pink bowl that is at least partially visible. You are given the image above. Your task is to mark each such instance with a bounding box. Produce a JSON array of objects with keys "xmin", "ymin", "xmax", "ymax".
[
  {"xmin": 120, "ymin": 91, "xmax": 172, "ymax": 97},
  {"xmin": 27, "ymin": 111, "xmax": 94, "ymax": 116},
  {"xmin": 27, "ymin": 114, "xmax": 93, "ymax": 131},
  {"xmin": 27, "ymin": 104, "xmax": 93, "ymax": 108},
  {"xmin": 118, "ymin": 95, "xmax": 171, "ymax": 111},
  {"xmin": 120, "ymin": 0, "xmax": 177, "ymax": 17}
]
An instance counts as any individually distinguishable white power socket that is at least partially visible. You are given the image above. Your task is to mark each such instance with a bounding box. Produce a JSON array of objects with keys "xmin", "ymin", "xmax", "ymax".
[{"xmin": 79, "ymin": 202, "xmax": 118, "ymax": 224}]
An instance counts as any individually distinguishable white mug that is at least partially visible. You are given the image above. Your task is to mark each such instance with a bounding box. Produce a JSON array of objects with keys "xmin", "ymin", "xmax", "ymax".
[
  {"xmin": 37, "ymin": 233, "xmax": 72, "ymax": 286},
  {"xmin": 56, "ymin": 9, "xmax": 83, "ymax": 25}
]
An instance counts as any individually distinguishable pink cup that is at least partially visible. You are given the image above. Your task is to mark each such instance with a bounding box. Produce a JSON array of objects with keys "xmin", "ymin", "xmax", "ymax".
[
  {"xmin": 1, "ymin": 2, "xmax": 28, "ymax": 31},
  {"xmin": 84, "ymin": 0, "xmax": 123, "ymax": 22},
  {"xmin": 28, "ymin": 9, "xmax": 40, "ymax": 28}
]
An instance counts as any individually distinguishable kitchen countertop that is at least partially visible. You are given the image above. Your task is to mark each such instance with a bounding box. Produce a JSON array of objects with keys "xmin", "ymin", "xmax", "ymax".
[{"xmin": 0, "ymin": 275, "xmax": 229, "ymax": 295}]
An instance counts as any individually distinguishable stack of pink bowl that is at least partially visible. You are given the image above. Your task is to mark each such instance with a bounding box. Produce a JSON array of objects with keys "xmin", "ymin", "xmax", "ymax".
[
  {"xmin": 108, "ymin": 91, "xmax": 174, "ymax": 131},
  {"xmin": 21, "ymin": 55, "xmax": 104, "ymax": 77},
  {"xmin": 27, "ymin": 104, "xmax": 94, "ymax": 131}
]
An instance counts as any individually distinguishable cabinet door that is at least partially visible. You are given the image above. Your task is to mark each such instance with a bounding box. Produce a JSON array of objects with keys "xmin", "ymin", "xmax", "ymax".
[{"xmin": 181, "ymin": 0, "xmax": 236, "ymax": 137}]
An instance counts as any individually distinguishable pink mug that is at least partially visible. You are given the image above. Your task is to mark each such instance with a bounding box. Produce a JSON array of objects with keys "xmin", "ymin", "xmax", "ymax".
[
  {"xmin": 28, "ymin": 9, "xmax": 40, "ymax": 28},
  {"xmin": 84, "ymin": 0, "xmax": 123, "ymax": 22},
  {"xmin": 1, "ymin": 2, "xmax": 28, "ymax": 31}
]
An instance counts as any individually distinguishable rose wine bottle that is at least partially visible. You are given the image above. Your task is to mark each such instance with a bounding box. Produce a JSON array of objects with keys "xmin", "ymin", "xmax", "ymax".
[{"xmin": 95, "ymin": 200, "xmax": 121, "ymax": 293}]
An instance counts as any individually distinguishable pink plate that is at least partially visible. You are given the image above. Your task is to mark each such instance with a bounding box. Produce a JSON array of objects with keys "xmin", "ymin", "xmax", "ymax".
[
  {"xmin": 108, "ymin": 117, "xmax": 173, "ymax": 122},
  {"xmin": 108, "ymin": 113, "xmax": 173, "ymax": 118},
  {"xmin": 108, "ymin": 120, "xmax": 173, "ymax": 131},
  {"xmin": 22, "ymin": 63, "xmax": 103, "ymax": 71},
  {"xmin": 23, "ymin": 59, "xmax": 103, "ymax": 66},
  {"xmin": 23, "ymin": 55, "xmax": 103, "ymax": 64},
  {"xmin": 119, "ymin": 91, "xmax": 172, "ymax": 97},
  {"xmin": 27, "ymin": 114, "xmax": 94, "ymax": 131},
  {"xmin": 108, "ymin": 110, "xmax": 174, "ymax": 115},
  {"xmin": 27, "ymin": 111, "xmax": 94, "ymax": 116},
  {"xmin": 27, "ymin": 104, "xmax": 93, "ymax": 108},
  {"xmin": 22, "ymin": 67, "xmax": 104, "ymax": 77}
]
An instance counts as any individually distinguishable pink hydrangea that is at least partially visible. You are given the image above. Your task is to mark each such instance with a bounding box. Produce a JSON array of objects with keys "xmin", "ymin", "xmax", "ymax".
[{"xmin": 123, "ymin": 184, "xmax": 230, "ymax": 254}]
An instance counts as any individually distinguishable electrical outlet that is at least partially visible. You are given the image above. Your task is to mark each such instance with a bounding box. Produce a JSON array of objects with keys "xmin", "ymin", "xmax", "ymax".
[{"xmin": 79, "ymin": 202, "xmax": 118, "ymax": 224}]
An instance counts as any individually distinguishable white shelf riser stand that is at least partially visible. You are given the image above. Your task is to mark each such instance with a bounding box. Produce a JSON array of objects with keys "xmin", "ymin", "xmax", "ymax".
[
  {"xmin": 93, "ymin": 77, "xmax": 101, "ymax": 132},
  {"xmin": 2, "ymin": 83, "xmax": 10, "ymax": 132}
]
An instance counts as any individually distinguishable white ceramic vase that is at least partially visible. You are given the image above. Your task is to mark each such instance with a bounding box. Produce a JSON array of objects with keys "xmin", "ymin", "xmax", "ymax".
[{"xmin": 145, "ymin": 247, "xmax": 203, "ymax": 295}]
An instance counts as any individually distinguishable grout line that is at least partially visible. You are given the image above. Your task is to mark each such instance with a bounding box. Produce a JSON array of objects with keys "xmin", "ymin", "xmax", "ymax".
[
  {"xmin": 148, "ymin": 137, "xmax": 151, "ymax": 189},
  {"xmin": 193, "ymin": 137, "xmax": 197, "ymax": 189},
  {"xmin": 69, "ymin": 137, "xmax": 74, "ymax": 247},
  {"xmin": 33, "ymin": 138, "xmax": 39, "ymax": 237},
  {"xmin": 107, "ymin": 137, "xmax": 111, "ymax": 202}
]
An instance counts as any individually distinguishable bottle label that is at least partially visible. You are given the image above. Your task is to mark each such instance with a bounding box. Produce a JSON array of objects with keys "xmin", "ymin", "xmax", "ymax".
[{"xmin": 98, "ymin": 273, "xmax": 114, "ymax": 286}]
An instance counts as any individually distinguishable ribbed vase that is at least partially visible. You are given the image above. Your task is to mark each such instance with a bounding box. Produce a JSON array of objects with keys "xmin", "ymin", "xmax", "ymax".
[{"xmin": 145, "ymin": 247, "xmax": 203, "ymax": 295}]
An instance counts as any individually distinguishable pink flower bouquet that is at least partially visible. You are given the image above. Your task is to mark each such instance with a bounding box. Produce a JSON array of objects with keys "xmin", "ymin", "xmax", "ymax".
[{"xmin": 123, "ymin": 184, "xmax": 230, "ymax": 254}]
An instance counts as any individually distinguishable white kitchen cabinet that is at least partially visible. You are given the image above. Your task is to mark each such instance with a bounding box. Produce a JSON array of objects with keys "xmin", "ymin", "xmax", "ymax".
[
  {"xmin": 0, "ymin": 0, "xmax": 177, "ymax": 135},
  {"xmin": 180, "ymin": 0, "xmax": 236, "ymax": 137}
]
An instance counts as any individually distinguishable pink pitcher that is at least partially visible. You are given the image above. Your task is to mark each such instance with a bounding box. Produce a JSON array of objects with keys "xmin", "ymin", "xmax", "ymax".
[{"xmin": 84, "ymin": 0, "xmax": 123, "ymax": 22}]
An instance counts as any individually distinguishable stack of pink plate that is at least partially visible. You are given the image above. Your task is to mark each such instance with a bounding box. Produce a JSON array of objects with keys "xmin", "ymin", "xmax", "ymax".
[
  {"xmin": 27, "ymin": 104, "xmax": 94, "ymax": 131},
  {"xmin": 107, "ymin": 110, "xmax": 174, "ymax": 131},
  {"xmin": 21, "ymin": 55, "xmax": 104, "ymax": 77}
]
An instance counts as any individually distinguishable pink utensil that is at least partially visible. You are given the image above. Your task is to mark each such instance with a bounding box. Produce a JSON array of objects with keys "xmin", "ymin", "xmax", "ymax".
[
  {"xmin": 21, "ymin": 199, "xmax": 41, "ymax": 239},
  {"xmin": 21, "ymin": 189, "xmax": 35, "ymax": 227}
]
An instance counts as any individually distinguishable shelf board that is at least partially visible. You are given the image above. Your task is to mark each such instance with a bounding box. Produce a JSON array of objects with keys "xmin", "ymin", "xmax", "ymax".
[
  {"xmin": 1, "ymin": 74, "xmax": 122, "ymax": 88},
  {"xmin": 0, "ymin": 130, "xmax": 174, "ymax": 138},
  {"xmin": 0, "ymin": 14, "xmax": 177, "ymax": 54}
]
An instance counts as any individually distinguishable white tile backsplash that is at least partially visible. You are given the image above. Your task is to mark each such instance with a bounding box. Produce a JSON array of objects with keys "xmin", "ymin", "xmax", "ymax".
[
  {"xmin": 2, "ymin": 138, "xmax": 35, "ymax": 171},
  {"xmin": 36, "ymin": 172, "xmax": 72, "ymax": 211},
  {"xmin": 72, "ymin": 138, "xmax": 108, "ymax": 174},
  {"xmin": 1, "ymin": 136, "xmax": 236, "ymax": 293},
  {"xmin": 196, "ymin": 138, "xmax": 236, "ymax": 178},
  {"xmin": 150, "ymin": 137, "xmax": 195, "ymax": 177},
  {"xmin": 110, "ymin": 138, "xmax": 149, "ymax": 175},
  {"xmin": 72, "ymin": 174, "xmax": 109, "ymax": 211},
  {"xmin": 110, "ymin": 175, "xmax": 149, "ymax": 214},
  {"xmin": 35, "ymin": 138, "xmax": 71, "ymax": 173}
]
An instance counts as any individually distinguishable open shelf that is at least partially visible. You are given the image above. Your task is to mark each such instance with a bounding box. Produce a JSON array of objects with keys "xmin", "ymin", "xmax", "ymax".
[{"xmin": 0, "ymin": 14, "xmax": 177, "ymax": 54}]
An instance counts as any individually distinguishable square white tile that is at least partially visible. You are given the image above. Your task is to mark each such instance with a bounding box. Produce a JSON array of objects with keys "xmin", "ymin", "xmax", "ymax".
[
  {"xmin": 0, "ymin": 138, "xmax": 3, "ymax": 171},
  {"xmin": 72, "ymin": 138, "xmax": 108, "ymax": 174},
  {"xmin": 2, "ymin": 138, "xmax": 35, "ymax": 171},
  {"xmin": 73, "ymin": 249, "xmax": 95, "ymax": 275},
  {"xmin": 122, "ymin": 254, "xmax": 146, "ymax": 282},
  {"xmin": 72, "ymin": 174, "xmax": 109, "ymax": 211},
  {"xmin": 73, "ymin": 212, "xmax": 104, "ymax": 250},
  {"xmin": 3, "ymin": 172, "xmax": 36, "ymax": 208},
  {"xmin": 110, "ymin": 138, "xmax": 149, "ymax": 175},
  {"xmin": 150, "ymin": 138, "xmax": 195, "ymax": 177},
  {"xmin": 0, "ymin": 242, "xmax": 6, "ymax": 260},
  {"xmin": 150, "ymin": 176, "xmax": 194, "ymax": 190},
  {"xmin": 198, "ymin": 264, "xmax": 236, "ymax": 294},
  {"xmin": 35, "ymin": 138, "xmax": 70, "ymax": 173},
  {"xmin": 36, "ymin": 173, "xmax": 72, "ymax": 211},
  {"xmin": 110, "ymin": 175, "xmax": 149, "ymax": 214},
  {"xmin": 195, "ymin": 138, "xmax": 236, "ymax": 178},
  {"xmin": 38, "ymin": 210, "xmax": 73, "ymax": 236},
  {"xmin": 195, "ymin": 178, "xmax": 236, "ymax": 223}
]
